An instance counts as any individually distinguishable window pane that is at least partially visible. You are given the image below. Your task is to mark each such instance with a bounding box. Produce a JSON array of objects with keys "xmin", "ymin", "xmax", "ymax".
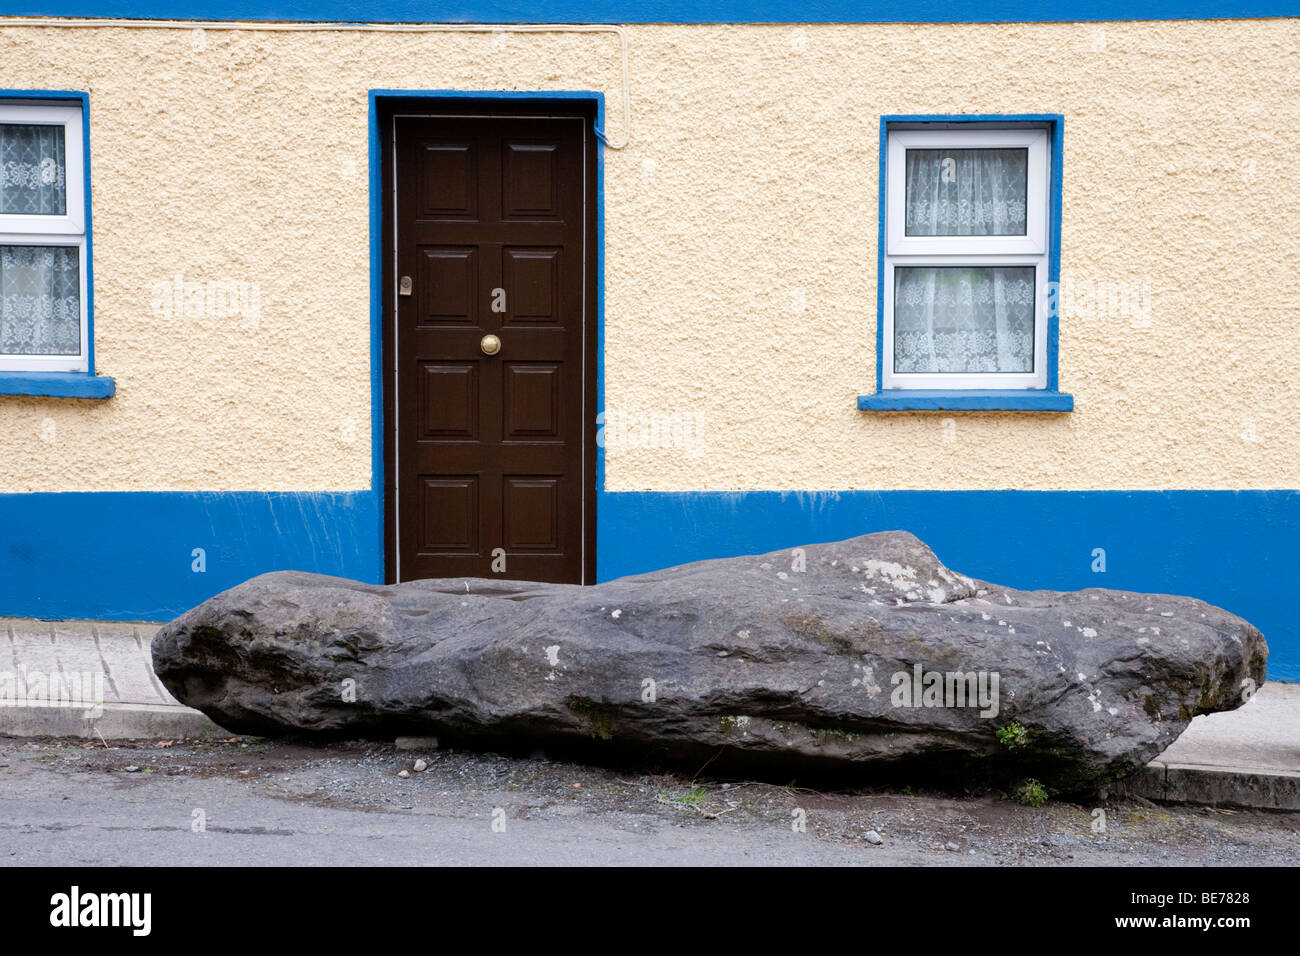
[
  {"xmin": 0, "ymin": 123, "xmax": 67, "ymax": 216},
  {"xmin": 904, "ymin": 147, "xmax": 1027, "ymax": 237},
  {"xmin": 894, "ymin": 266, "xmax": 1034, "ymax": 373},
  {"xmin": 0, "ymin": 245, "xmax": 80, "ymax": 355}
]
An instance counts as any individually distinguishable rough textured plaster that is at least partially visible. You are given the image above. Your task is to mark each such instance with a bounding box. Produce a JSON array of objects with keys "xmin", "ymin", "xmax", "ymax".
[{"xmin": 0, "ymin": 21, "xmax": 1296, "ymax": 493}]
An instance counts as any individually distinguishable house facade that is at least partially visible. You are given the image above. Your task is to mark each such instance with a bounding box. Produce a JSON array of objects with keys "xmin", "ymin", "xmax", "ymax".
[{"xmin": 1, "ymin": 3, "xmax": 1297, "ymax": 679}]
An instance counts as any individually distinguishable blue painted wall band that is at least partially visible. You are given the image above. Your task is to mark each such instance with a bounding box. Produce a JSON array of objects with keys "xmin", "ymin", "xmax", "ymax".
[
  {"xmin": 2, "ymin": 1, "xmax": 1295, "ymax": 22},
  {"xmin": 596, "ymin": 489, "xmax": 1300, "ymax": 682},
  {"xmin": 0, "ymin": 491, "xmax": 382, "ymax": 622},
  {"xmin": 0, "ymin": 489, "xmax": 1294, "ymax": 682}
]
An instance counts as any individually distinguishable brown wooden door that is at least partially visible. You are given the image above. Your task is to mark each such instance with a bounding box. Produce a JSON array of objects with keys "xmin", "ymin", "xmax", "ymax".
[{"xmin": 386, "ymin": 107, "xmax": 595, "ymax": 584}]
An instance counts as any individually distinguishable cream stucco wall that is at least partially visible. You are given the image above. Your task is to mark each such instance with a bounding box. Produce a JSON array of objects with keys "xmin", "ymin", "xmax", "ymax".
[{"xmin": 0, "ymin": 19, "xmax": 1297, "ymax": 494}]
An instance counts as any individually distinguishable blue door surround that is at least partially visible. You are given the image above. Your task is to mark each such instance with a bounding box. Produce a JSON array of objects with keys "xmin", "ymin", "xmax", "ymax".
[
  {"xmin": 0, "ymin": 91, "xmax": 1294, "ymax": 680},
  {"xmin": 368, "ymin": 90, "xmax": 607, "ymax": 583}
]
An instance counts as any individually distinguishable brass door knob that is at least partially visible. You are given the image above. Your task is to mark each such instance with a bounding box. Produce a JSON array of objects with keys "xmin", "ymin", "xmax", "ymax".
[{"xmin": 480, "ymin": 334, "xmax": 501, "ymax": 355}]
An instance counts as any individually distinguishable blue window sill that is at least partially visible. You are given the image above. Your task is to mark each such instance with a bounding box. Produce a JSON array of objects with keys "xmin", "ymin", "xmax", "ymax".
[
  {"xmin": 858, "ymin": 389, "xmax": 1073, "ymax": 411},
  {"xmin": 0, "ymin": 371, "xmax": 116, "ymax": 399}
]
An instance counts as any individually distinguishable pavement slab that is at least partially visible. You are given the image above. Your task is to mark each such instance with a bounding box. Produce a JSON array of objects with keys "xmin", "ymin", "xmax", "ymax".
[{"xmin": 0, "ymin": 618, "xmax": 223, "ymax": 740}]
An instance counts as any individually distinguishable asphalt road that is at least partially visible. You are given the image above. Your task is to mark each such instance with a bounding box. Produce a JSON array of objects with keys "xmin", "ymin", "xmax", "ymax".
[{"xmin": 2, "ymin": 736, "xmax": 1297, "ymax": 866}]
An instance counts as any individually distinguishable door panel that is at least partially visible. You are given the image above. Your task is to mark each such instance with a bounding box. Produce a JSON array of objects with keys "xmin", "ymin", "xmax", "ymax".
[
  {"xmin": 419, "ymin": 362, "xmax": 478, "ymax": 439},
  {"xmin": 417, "ymin": 248, "xmax": 478, "ymax": 325},
  {"xmin": 389, "ymin": 110, "xmax": 592, "ymax": 584}
]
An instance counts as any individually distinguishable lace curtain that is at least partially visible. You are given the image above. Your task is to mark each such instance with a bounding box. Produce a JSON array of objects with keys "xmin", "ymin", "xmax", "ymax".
[
  {"xmin": 904, "ymin": 147, "xmax": 1027, "ymax": 237},
  {"xmin": 895, "ymin": 147, "xmax": 1034, "ymax": 373},
  {"xmin": 894, "ymin": 266, "xmax": 1034, "ymax": 373},
  {"xmin": 0, "ymin": 124, "xmax": 67, "ymax": 215},
  {"xmin": 0, "ymin": 246, "xmax": 81, "ymax": 355}
]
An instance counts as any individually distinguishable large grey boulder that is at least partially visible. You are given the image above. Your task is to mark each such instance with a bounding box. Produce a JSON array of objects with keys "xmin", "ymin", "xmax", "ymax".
[{"xmin": 152, "ymin": 531, "xmax": 1266, "ymax": 791}]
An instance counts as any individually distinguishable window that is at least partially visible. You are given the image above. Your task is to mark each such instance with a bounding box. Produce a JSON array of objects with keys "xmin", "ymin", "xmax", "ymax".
[
  {"xmin": 886, "ymin": 125, "xmax": 1047, "ymax": 389},
  {"xmin": 861, "ymin": 116, "xmax": 1069, "ymax": 410},
  {"xmin": 0, "ymin": 100, "xmax": 88, "ymax": 374}
]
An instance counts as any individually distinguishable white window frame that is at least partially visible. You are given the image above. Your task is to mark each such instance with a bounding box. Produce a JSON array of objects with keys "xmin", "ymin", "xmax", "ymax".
[
  {"xmin": 884, "ymin": 126, "xmax": 1049, "ymax": 390},
  {"xmin": 0, "ymin": 102, "xmax": 88, "ymax": 373}
]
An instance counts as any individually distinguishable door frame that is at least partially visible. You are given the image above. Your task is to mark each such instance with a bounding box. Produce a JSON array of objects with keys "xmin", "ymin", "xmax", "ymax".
[{"xmin": 371, "ymin": 91, "xmax": 602, "ymax": 585}]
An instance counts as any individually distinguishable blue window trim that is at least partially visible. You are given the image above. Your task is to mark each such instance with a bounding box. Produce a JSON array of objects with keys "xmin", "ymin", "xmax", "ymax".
[
  {"xmin": 858, "ymin": 389, "xmax": 1073, "ymax": 411},
  {"xmin": 860, "ymin": 113, "xmax": 1070, "ymax": 413},
  {"xmin": 0, "ymin": 89, "xmax": 114, "ymax": 400},
  {"xmin": 2, "ymin": 1, "xmax": 1294, "ymax": 22},
  {"xmin": 0, "ymin": 370, "xmax": 115, "ymax": 399}
]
